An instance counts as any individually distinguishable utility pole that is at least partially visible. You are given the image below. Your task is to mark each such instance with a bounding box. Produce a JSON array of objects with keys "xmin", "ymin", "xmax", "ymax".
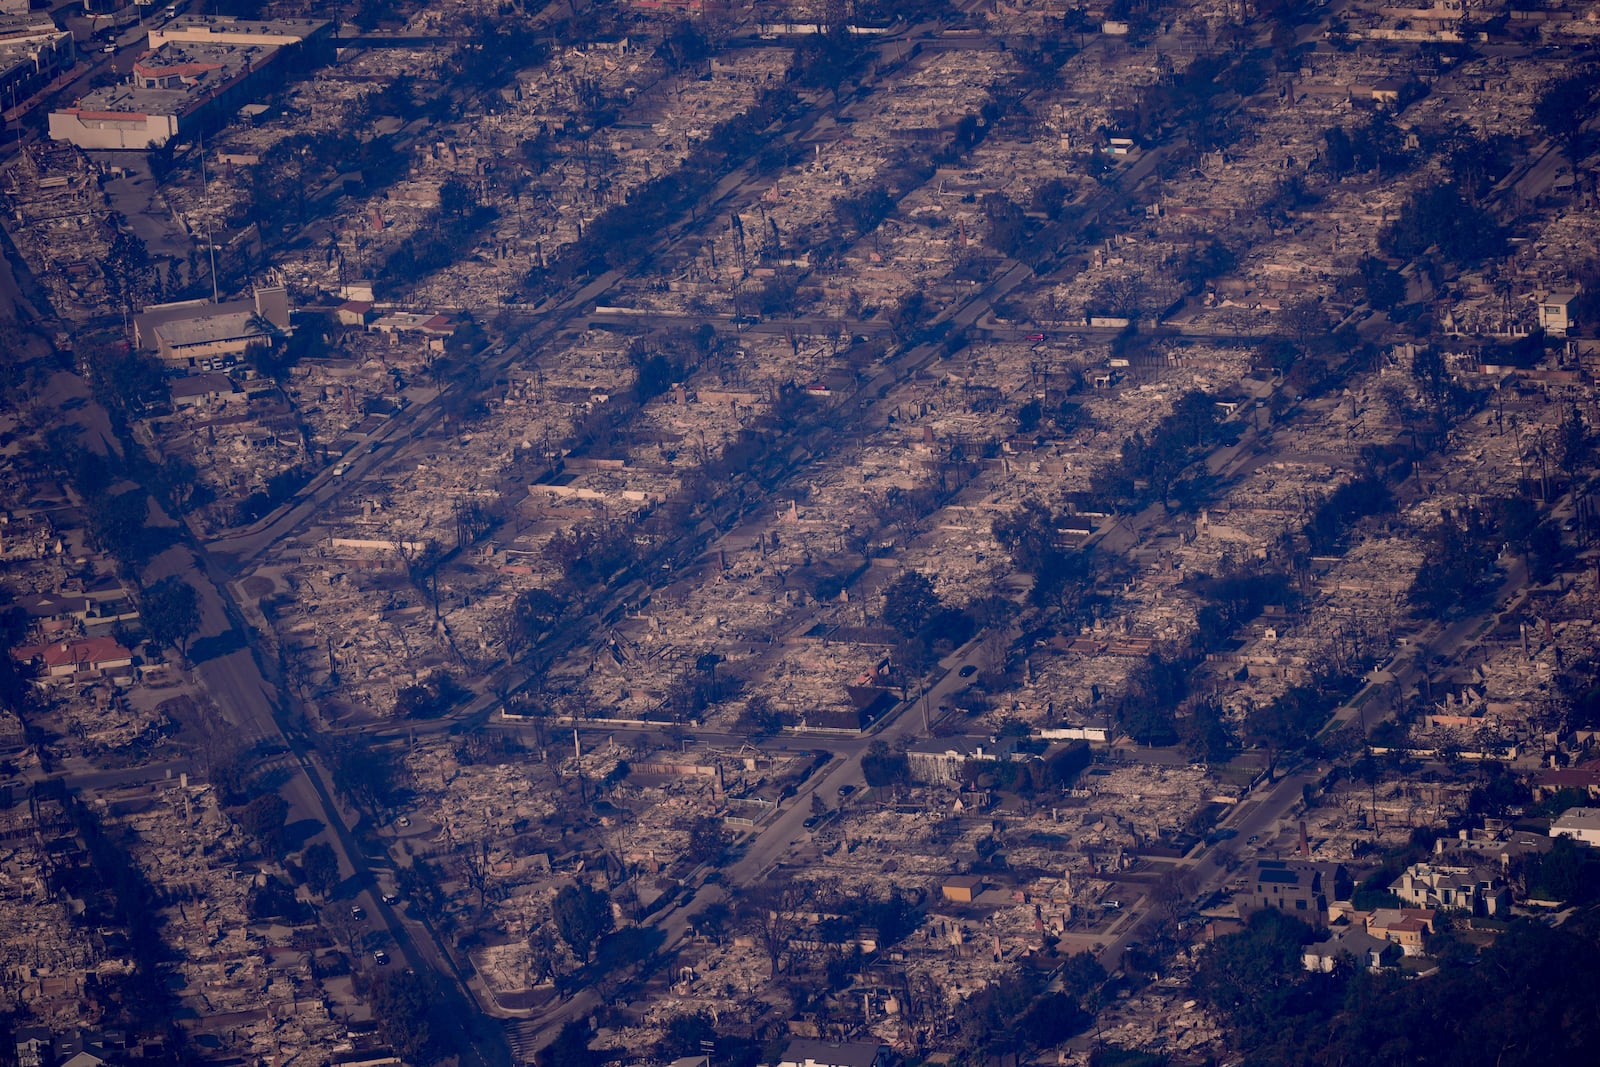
[{"xmin": 199, "ymin": 129, "xmax": 219, "ymax": 302}]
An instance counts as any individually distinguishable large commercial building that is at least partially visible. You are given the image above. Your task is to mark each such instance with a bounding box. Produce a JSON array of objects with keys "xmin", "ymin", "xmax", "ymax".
[
  {"xmin": 133, "ymin": 286, "xmax": 290, "ymax": 366},
  {"xmin": 0, "ymin": 14, "xmax": 75, "ymax": 117},
  {"xmin": 147, "ymin": 14, "xmax": 331, "ymax": 53},
  {"xmin": 47, "ymin": 16, "xmax": 328, "ymax": 150}
]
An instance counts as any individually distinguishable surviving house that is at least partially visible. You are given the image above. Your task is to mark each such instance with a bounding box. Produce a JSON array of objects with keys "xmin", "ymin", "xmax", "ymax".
[
  {"xmin": 774, "ymin": 1040, "xmax": 892, "ymax": 1067},
  {"xmin": 940, "ymin": 874, "xmax": 985, "ymax": 904},
  {"xmin": 1389, "ymin": 862, "xmax": 1510, "ymax": 916},
  {"xmin": 170, "ymin": 371, "xmax": 241, "ymax": 409},
  {"xmin": 905, "ymin": 736, "xmax": 1018, "ymax": 787},
  {"xmin": 10, "ymin": 637, "xmax": 133, "ymax": 679},
  {"xmin": 1550, "ymin": 806, "xmax": 1600, "ymax": 846},
  {"xmin": 1247, "ymin": 859, "xmax": 1346, "ymax": 923},
  {"xmin": 1302, "ymin": 927, "xmax": 1396, "ymax": 973},
  {"xmin": 1537, "ymin": 290, "xmax": 1578, "ymax": 337},
  {"xmin": 1366, "ymin": 908, "xmax": 1436, "ymax": 956}
]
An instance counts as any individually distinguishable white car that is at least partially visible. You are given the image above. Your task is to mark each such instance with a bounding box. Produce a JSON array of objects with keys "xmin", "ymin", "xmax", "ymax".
[{"xmin": 331, "ymin": 462, "xmax": 349, "ymax": 477}]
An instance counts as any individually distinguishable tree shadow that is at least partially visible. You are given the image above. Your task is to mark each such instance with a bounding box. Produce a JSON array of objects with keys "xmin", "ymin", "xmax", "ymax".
[
  {"xmin": 282, "ymin": 817, "xmax": 325, "ymax": 853},
  {"xmin": 188, "ymin": 628, "xmax": 246, "ymax": 664}
]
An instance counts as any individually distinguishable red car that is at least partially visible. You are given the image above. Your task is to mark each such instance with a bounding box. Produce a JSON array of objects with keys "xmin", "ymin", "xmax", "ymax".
[{"xmin": 1025, "ymin": 333, "xmax": 1046, "ymax": 341}]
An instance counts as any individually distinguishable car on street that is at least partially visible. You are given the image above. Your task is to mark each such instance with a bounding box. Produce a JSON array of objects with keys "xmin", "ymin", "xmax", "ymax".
[
  {"xmin": 381, "ymin": 893, "xmax": 400, "ymax": 905},
  {"xmin": 837, "ymin": 784, "xmax": 855, "ymax": 797},
  {"xmin": 1025, "ymin": 333, "xmax": 1046, "ymax": 341},
  {"xmin": 958, "ymin": 664, "xmax": 977, "ymax": 678}
]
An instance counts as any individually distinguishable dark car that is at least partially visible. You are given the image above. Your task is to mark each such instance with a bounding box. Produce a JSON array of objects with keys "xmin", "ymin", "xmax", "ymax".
[
  {"xmin": 373, "ymin": 950, "xmax": 389, "ymax": 966},
  {"xmin": 837, "ymin": 784, "xmax": 855, "ymax": 797},
  {"xmin": 350, "ymin": 905, "xmax": 366, "ymax": 920},
  {"xmin": 958, "ymin": 664, "xmax": 977, "ymax": 678}
]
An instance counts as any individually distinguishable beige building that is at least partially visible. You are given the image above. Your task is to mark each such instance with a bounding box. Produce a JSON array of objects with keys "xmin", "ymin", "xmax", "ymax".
[
  {"xmin": 1389, "ymin": 861, "xmax": 1509, "ymax": 916},
  {"xmin": 147, "ymin": 14, "xmax": 330, "ymax": 50},
  {"xmin": 1538, "ymin": 290, "xmax": 1578, "ymax": 337},
  {"xmin": 48, "ymin": 17, "xmax": 326, "ymax": 149},
  {"xmin": 49, "ymin": 40, "xmax": 275, "ymax": 149},
  {"xmin": 133, "ymin": 287, "xmax": 289, "ymax": 366}
]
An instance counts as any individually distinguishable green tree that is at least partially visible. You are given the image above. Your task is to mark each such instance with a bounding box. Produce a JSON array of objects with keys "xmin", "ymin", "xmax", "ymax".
[
  {"xmin": 516, "ymin": 587, "xmax": 564, "ymax": 638},
  {"xmin": 553, "ymin": 883, "xmax": 614, "ymax": 962},
  {"xmin": 1182, "ymin": 699, "xmax": 1236, "ymax": 763},
  {"xmin": 331, "ymin": 741, "xmax": 400, "ymax": 812},
  {"xmin": 1381, "ymin": 182, "xmax": 1505, "ymax": 266},
  {"xmin": 238, "ymin": 793, "xmax": 289, "ymax": 858},
  {"xmin": 1528, "ymin": 834, "xmax": 1593, "ymax": 903},
  {"xmin": 102, "ymin": 230, "xmax": 154, "ymax": 313},
  {"xmin": 141, "ymin": 575, "xmax": 202, "ymax": 658},
  {"xmin": 1533, "ymin": 67, "xmax": 1600, "ymax": 150},
  {"xmin": 1244, "ymin": 686, "xmax": 1330, "ymax": 779},
  {"xmin": 302, "ymin": 841, "xmax": 340, "ymax": 899},
  {"xmin": 1191, "ymin": 908, "xmax": 1316, "ymax": 1043},
  {"xmin": 658, "ymin": 1011, "xmax": 716, "ymax": 1059},
  {"xmin": 369, "ymin": 970, "xmax": 439, "ymax": 1064},
  {"xmin": 1359, "ymin": 255, "xmax": 1406, "ymax": 313},
  {"xmin": 862, "ymin": 738, "xmax": 910, "ymax": 787},
  {"xmin": 1559, "ymin": 403, "xmax": 1590, "ymax": 480},
  {"xmin": 882, "ymin": 569, "xmax": 940, "ymax": 638},
  {"xmin": 686, "ymin": 815, "xmax": 730, "ymax": 867},
  {"xmin": 1409, "ymin": 510, "xmax": 1496, "ymax": 617},
  {"xmin": 1059, "ymin": 952, "xmax": 1108, "ymax": 1000}
]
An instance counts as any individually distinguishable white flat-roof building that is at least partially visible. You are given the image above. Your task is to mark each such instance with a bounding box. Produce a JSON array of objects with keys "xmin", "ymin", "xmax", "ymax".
[
  {"xmin": 1538, "ymin": 290, "xmax": 1578, "ymax": 338},
  {"xmin": 1551, "ymin": 806, "xmax": 1600, "ymax": 846},
  {"xmin": 147, "ymin": 14, "xmax": 330, "ymax": 49}
]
